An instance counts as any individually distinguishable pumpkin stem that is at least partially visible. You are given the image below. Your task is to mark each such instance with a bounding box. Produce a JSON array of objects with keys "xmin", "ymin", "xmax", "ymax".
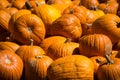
[
  {"xmin": 35, "ymin": 1, "xmax": 40, "ymax": 6},
  {"xmin": 105, "ymin": 54, "xmax": 114, "ymax": 65},
  {"xmin": 69, "ymin": 9, "xmax": 74, "ymax": 14},
  {"xmin": 25, "ymin": 1, "xmax": 32, "ymax": 9},
  {"xmin": 96, "ymin": 58, "xmax": 102, "ymax": 64},
  {"xmin": 117, "ymin": 11, "xmax": 120, "ymax": 17},
  {"xmin": 117, "ymin": 22, "xmax": 120, "ymax": 28},
  {"xmin": 6, "ymin": 37, "xmax": 10, "ymax": 41},
  {"xmin": 90, "ymin": 6, "xmax": 98, "ymax": 11},
  {"xmin": 35, "ymin": 56, "xmax": 43, "ymax": 59},
  {"xmin": 65, "ymin": 38, "xmax": 72, "ymax": 43},
  {"xmin": 30, "ymin": 39, "xmax": 34, "ymax": 46},
  {"xmin": 47, "ymin": 0, "xmax": 54, "ymax": 5}
]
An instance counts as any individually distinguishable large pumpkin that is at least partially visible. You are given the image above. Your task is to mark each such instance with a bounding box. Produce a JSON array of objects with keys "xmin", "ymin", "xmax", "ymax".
[
  {"xmin": 11, "ymin": 14, "xmax": 46, "ymax": 45},
  {"xmin": 47, "ymin": 55, "xmax": 94, "ymax": 80},
  {"xmin": 0, "ymin": 50, "xmax": 23, "ymax": 80},
  {"xmin": 79, "ymin": 34, "xmax": 113, "ymax": 57},
  {"xmin": 91, "ymin": 14, "xmax": 120, "ymax": 44},
  {"xmin": 8, "ymin": 9, "xmax": 31, "ymax": 33},
  {"xmin": 49, "ymin": 14, "xmax": 82, "ymax": 42},
  {"xmin": 25, "ymin": 55, "xmax": 53, "ymax": 80},
  {"xmin": 33, "ymin": 4, "xmax": 61, "ymax": 36},
  {"xmin": 46, "ymin": 38, "xmax": 79, "ymax": 60}
]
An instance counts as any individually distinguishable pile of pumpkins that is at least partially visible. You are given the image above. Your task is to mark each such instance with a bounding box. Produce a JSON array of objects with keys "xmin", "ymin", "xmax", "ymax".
[{"xmin": 0, "ymin": 0, "xmax": 120, "ymax": 80}]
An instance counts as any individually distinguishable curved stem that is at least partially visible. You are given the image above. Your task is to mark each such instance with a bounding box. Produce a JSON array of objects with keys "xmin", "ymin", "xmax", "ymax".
[
  {"xmin": 30, "ymin": 39, "xmax": 34, "ymax": 46},
  {"xmin": 105, "ymin": 54, "xmax": 114, "ymax": 65},
  {"xmin": 64, "ymin": 38, "xmax": 72, "ymax": 43}
]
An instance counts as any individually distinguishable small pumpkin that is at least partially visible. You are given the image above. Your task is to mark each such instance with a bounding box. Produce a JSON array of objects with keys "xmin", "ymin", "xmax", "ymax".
[
  {"xmin": 79, "ymin": 34, "xmax": 113, "ymax": 57},
  {"xmin": 47, "ymin": 55, "xmax": 94, "ymax": 80},
  {"xmin": 46, "ymin": 38, "xmax": 79, "ymax": 60},
  {"xmin": 12, "ymin": 0, "xmax": 26, "ymax": 9},
  {"xmin": 80, "ymin": 0, "xmax": 99, "ymax": 10},
  {"xmin": 0, "ymin": 10, "xmax": 11, "ymax": 31},
  {"xmin": 0, "ymin": 41, "xmax": 20, "ymax": 52},
  {"xmin": 16, "ymin": 39, "xmax": 46, "ymax": 64},
  {"xmin": 96, "ymin": 54, "xmax": 120, "ymax": 80},
  {"xmin": 49, "ymin": 14, "xmax": 82, "ymax": 42},
  {"xmin": 91, "ymin": 14, "xmax": 120, "ymax": 44},
  {"xmin": 40, "ymin": 36, "xmax": 67, "ymax": 53},
  {"xmin": 0, "ymin": 50, "xmax": 23, "ymax": 80},
  {"xmin": 0, "ymin": 0, "xmax": 10, "ymax": 9},
  {"xmin": 11, "ymin": 14, "xmax": 46, "ymax": 45},
  {"xmin": 25, "ymin": 55, "xmax": 53, "ymax": 80},
  {"xmin": 98, "ymin": 0, "xmax": 119, "ymax": 14}
]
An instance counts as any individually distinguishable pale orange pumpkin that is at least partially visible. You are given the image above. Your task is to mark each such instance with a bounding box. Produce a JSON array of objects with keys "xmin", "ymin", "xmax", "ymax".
[
  {"xmin": 47, "ymin": 55, "xmax": 94, "ymax": 80},
  {"xmin": 33, "ymin": 4, "xmax": 61, "ymax": 36},
  {"xmin": 0, "ymin": 50, "xmax": 23, "ymax": 80}
]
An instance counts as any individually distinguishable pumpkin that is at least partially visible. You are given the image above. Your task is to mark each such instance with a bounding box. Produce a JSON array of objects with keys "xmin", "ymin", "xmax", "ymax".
[
  {"xmin": 81, "ymin": 7, "xmax": 105, "ymax": 36},
  {"xmin": 98, "ymin": 0, "xmax": 119, "ymax": 14},
  {"xmin": 96, "ymin": 54, "xmax": 120, "ymax": 80},
  {"xmin": 0, "ymin": 10, "xmax": 11, "ymax": 31},
  {"xmin": 49, "ymin": 14, "xmax": 82, "ymax": 42},
  {"xmin": 3, "ymin": 7, "xmax": 18, "ymax": 16},
  {"xmin": 40, "ymin": 36, "xmax": 67, "ymax": 53},
  {"xmin": 110, "ymin": 50, "xmax": 119, "ymax": 58},
  {"xmin": 12, "ymin": 0, "xmax": 26, "ymax": 9},
  {"xmin": 0, "ymin": 41, "xmax": 20, "ymax": 52},
  {"xmin": 0, "ymin": 50, "xmax": 23, "ymax": 80},
  {"xmin": 91, "ymin": 14, "xmax": 120, "ymax": 44},
  {"xmin": 71, "ymin": 0, "xmax": 81, "ymax": 6},
  {"xmin": 46, "ymin": 38, "xmax": 79, "ymax": 60},
  {"xmin": 25, "ymin": 55, "xmax": 53, "ymax": 80},
  {"xmin": 16, "ymin": 39, "xmax": 46, "ymax": 64},
  {"xmin": 47, "ymin": 55, "xmax": 94, "ymax": 80},
  {"xmin": 8, "ymin": 9, "xmax": 31, "ymax": 33},
  {"xmin": 0, "ymin": 0, "xmax": 10, "ymax": 9},
  {"xmin": 62, "ymin": 4, "xmax": 88, "ymax": 24},
  {"xmin": 80, "ymin": 0, "xmax": 99, "ymax": 10},
  {"xmin": 79, "ymin": 34, "xmax": 113, "ymax": 57},
  {"xmin": 33, "ymin": 4, "xmax": 61, "ymax": 36},
  {"xmin": 11, "ymin": 14, "xmax": 46, "ymax": 45}
]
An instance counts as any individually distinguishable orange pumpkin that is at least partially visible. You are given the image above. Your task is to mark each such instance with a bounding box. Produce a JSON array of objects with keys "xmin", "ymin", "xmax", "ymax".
[
  {"xmin": 8, "ymin": 9, "xmax": 31, "ymax": 33},
  {"xmin": 0, "ymin": 10, "xmax": 11, "ymax": 31},
  {"xmin": 46, "ymin": 38, "xmax": 79, "ymax": 60},
  {"xmin": 33, "ymin": 4, "xmax": 61, "ymax": 36},
  {"xmin": 47, "ymin": 55, "xmax": 94, "ymax": 80},
  {"xmin": 0, "ymin": 50, "xmax": 23, "ymax": 80},
  {"xmin": 79, "ymin": 34, "xmax": 113, "ymax": 57},
  {"xmin": 98, "ymin": 0, "xmax": 119, "ymax": 14},
  {"xmin": 25, "ymin": 55, "xmax": 53, "ymax": 80},
  {"xmin": 96, "ymin": 54, "xmax": 120, "ymax": 80},
  {"xmin": 49, "ymin": 14, "xmax": 82, "ymax": 42},
  {"xmin": 11, "ymin": 14, "xmax": 46, "ymax": 45},
  {"xmin": 0, "ymin": 0, "xmax": 10, "ymax": 9},
  {"xmin": 0, "ymin": 41, "xmax": 20, "ymax": 52},
  {"xmin": 40, "ymin": 36, "xmax": 67, "ymax": 53},
  {"xmin": 12, "ymin": 0, "xmax": 26, "ymax": 9},
  {"xmin": 91, "ymin": 14, "xmax": 120, "ymax": 44}
]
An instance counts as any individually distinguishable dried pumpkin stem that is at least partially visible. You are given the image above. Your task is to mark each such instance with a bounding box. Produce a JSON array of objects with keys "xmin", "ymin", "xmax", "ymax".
[
  {"xmin": 105, "ymin": 54, "xmax": 114, "ymax": 65},
  {"xmin": 96, "ymin": 58, "xmax": 102, "ymax": 64},
  {"xmin": 90, "ymin": 6, "xmax": 98, "ymax": 11},
  {"xmin": 64, "ymin": 38, "xmax": 72, "ymax": 43},
  {"xmin": 117, "ymin": 22, "xmax": 120, "ymax": 28},
  {"xmin": 35, "ymin": 1, "xmax": 40, "ymax": 6},
  {"xmin": 69, "ymin": 9, "xmax": 74, "ymax": 14},
  {"xmin": 35, "ymin": 56, "xmax": 43, "ymax": 59},
  {"xmin": 30, "ymin": 39, "xmax": 34, "ymax": 46},
  {"xmin": 47, "ymin": 0, "xmax": 54, "ymax": 5}
]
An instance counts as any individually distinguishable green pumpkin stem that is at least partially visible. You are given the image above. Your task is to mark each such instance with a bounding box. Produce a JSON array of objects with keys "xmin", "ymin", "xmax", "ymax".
[
  {"xmin": 65, "ymin": 38, "xmax": 72, "ymax": 43},
  {"xmin": 105, "ymin": 54, "xmax": 114, "ymax": 65}
]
